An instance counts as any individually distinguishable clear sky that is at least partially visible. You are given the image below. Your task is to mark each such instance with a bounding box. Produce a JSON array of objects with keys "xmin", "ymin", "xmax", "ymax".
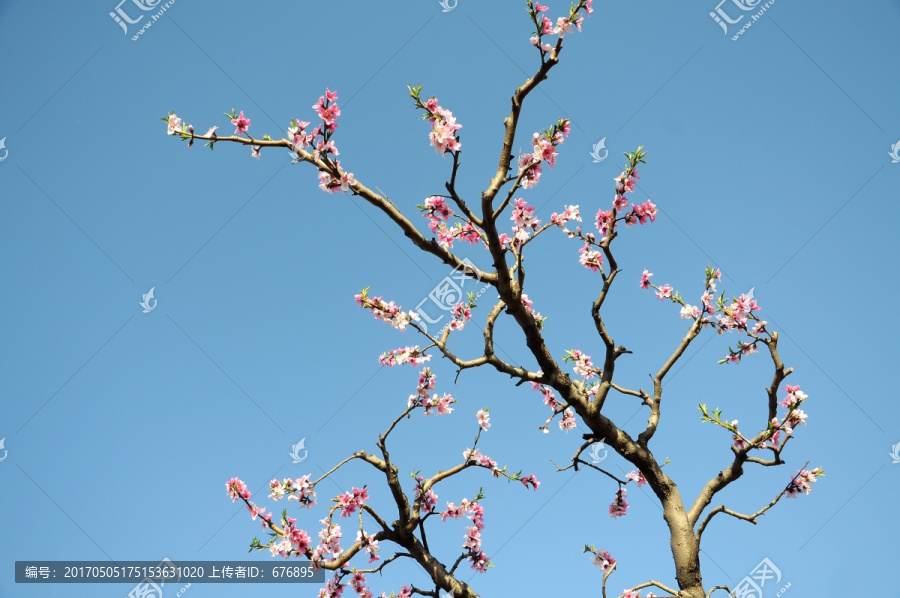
[{"xmin": 2, "ymin": 1, "xmax": 899, "ymax": 597}]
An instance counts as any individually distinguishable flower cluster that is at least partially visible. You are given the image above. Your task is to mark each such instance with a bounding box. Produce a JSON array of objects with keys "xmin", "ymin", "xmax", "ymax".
[
  {"xmin": 410, "ymin": 86, "xmax": 462, "ymax": 154},
  {"xmin": 701, "ymin": 383, "xmax": 812, "ymax": 452},
  {"xmin": 337, "ymin": 487, "xmax": 369, "ymax": 518},
  {"xmin": 605, "ymin": 166, "xmax": 657, "ymax": 236},
  {"xmin": 313, "ymin": 89, "xmax": 341, "ymax": 130},
  {"xmin": 531, "ymin": 379, "xmax": 567, "ymax": 433},
  {"xmin": 409, "ymin": 368, "xmax": 455, "ymax": 416},
  {"xmin": 356, "ymin": 530, "xmax": 380, "ymax": 563},
  {"xmin": 441, "ymin": 498, "xmax": 492, "ymax": 572},
  {"xmin": 550, "ymin": 204, "xmax": 581, "ymax": 228},
  {"xmin": 609, "ymin": 487, "xmax": 629, "ymax": 518},
  {"xmin": 626, "ymin": 470, "xmax": 647, "ymax": 487},
  {"xmin": 227, "ymin": 477, "xmax": 269, "ymax": 524},
  {"xmin": 272, "ymin": 513, "xmax": 311, "ymax": 559},
  {"xmin": 520, "ymin": 293, "xmax": 547, "ymax": 329},
  {"xmin": 269, "ymin": 475, "xmax": 317, "ymax": 508},
  {"xmin": 564, "ymin": 349, "xmax": 596, "ymax": 379},
  {"xmin": 641, "ymin": 266, "xmax": 770, "ymax": 364},
  {"xmin": 510, "ymin": 197, "xmax": 543, "ymax": 243},
  {"xmin": 419, "ymin": 196, "xmax": 483, "ymax": 248},
  {"xmin": 559, "ymin": 407, "xmax": 576, "ymax": 432},
  {"xmin": 785, "ymin": 467, "xmax": 824, "ymax": 498},
  {"xmin": 463, "ymin": 448, "xmax": 501, "ymax": 476},
  {"xmin": 312, "ymin": 519, "xmax": 343, "ymax": 565},
  {"xmin": 588, "ymin": 546, "xmax": 616, "ymax": 573},
  {"xmin": 349, "ymin": 571, "xmax": 373, "ymax": 598},
  {"xmin": 578, "ymin": 244, "xmax": 603, "ymax": 272},
  {"xmin": 378, "ymin": 345, "xmax": 431, "ymax": 367},
  {"xmin": 355, "ymin": 288, "xmax": 420, "ymax": 332},
  {"xmin": 520, "ymin": 473, "xmax": 540, "ymax": 491},
  {"xmin": 554, "ymin": 148, "xmax": 651, "ymax": 273},
  {"xmin": 317, "ymin": 163, "xmax": 357, "ymax": 194},
  {"xmin": 318, "ymin": 573, "xmax": 345, "ymax": 598},
  {"xmin": 477, "ymin": 408, "xmax": 491, "ymax": 431},
  {"xmin": 769, "ymin": 385, "xmax": 810, "ymax": 444},
  {"xmin": 517, "ymin": 119, "xmax": 570, "ymax": 189},
  {"xmin": 231, "ymin": 110, "xmax": 251, "ymax": 135},
  {"xmin": 527, "ymin": 1, "xmax": 593, "ymax": 54},
  {"xmin": 449, "ymin": 298, "xmax": 474, "ymax": 331},
  {"xmin": 413, "ymin": 475, "xmax": 439, "ymax": 513}
]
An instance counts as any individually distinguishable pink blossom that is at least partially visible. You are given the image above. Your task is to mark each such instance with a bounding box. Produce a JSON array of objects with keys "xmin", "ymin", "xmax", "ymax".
[
  {"xmin": 595, "ymin": 209, "xmax": 613, "ymax": 238},
  {"xmin": 534, "ymin": 2, "xmax": 549, "ymax": 12},
  {"xmin": 540, "ymin": 15, "xmax": 554, "ymax": 35},
  {"xmin": 640, "ymin": 269, "xmax": 653, "ymax": 289},
  {"xmin": 379, "ymin": 345, "xmax": 431, "ymax": 367},
  {"xmin": 533, "ymin": 134, "xmax": 557, "ymax": 167},
  {"xmin": 477, "ymin": 409, "xmax": 491, "ymax": 431},
  {"xmin": 355, "ymin": 288, "xmax": 419, "ymax": 331},
  {"xmin": 313, "ymin": 91, "xmax": 341, "ymax": 127},
  {"xmin": 579, "ymin": 244, "xmax": 604, "ymax": 272},
  {"xmin": 565, "ymin": 349, "xmax": 595, "ymax": 379},
  {"xmin": 520, "ymin": 473, "xmax": 540, "ymax": 491},
  {"xmin": 655, "ymin": 284, "xmax": 673, "ymax": 301},
  {"xmin": 626, "ymin": 470, "xmax": 647, "ymax": 487},
  {"xmin": 780, "ymin": 385, "xmax": 808, "ymax": 408},
  {"xmin": 166, "ymin": 113, "xmax": 182, "ymax": 135},
  {"xmin": 520, "ymin": 293, "xmax": 547, "ymax": 328},
  {"xmin": 226, "ymin": 477, "xmax": 250, "ymax": 502},
  {"xmin": 591, "ymin": 548, "xmax": 616, "ymax": 573},
  {"xmin": 554, "ymin": 16, "xmax": 573, "ymax": 36},
  {"xmin": 449, "ymin": 302, "xmax": 472, "ymax": 331},
  {"xmin": 337, "ymin": 487, "xmax": 369, "ymax": 518},
  {"xmin": 785, "ymin": 467, "xmax": 823, "ymax": 498},
  {"xmin": 519, "ymin": 154, "xmax": 543, "ymax": 188},
  {"xmin": 413, "ymin": 476, "xmax": 438, "ymax": 512},
  {"xmin": 609, "ymin": 487, "xmax": 629, "ymax": 518},
  {"xmin": 530, "ymin": 36, "xmax": 553, "ymax": 53},
  {"xmin": 615, "ymin": 172, "xmax": 636, "ymax": 193},
  {"xmin": 422, "ymin": 195, "xmax": 453, "ymax": 230},
  {"xmin": 270, "ymin": 474, "xmax": 317, "ymax": 508},
  {"xmin": 786, "ymin": 408, "xmax": 808, "ymax": 428},
  {"xmin": 425, "ymin": 100, "xmax": 462, "ymax": 154},
  {"xmin": 559, "ymin": 408, "xmax": 576, "ymax": 432},
  {"xmin": 680, "ymin": 304, "xmax": 701, "ymax": 319},
  {"xmin": 231, "ymin": 110, "xmax": 251, "ymax": 135},
  {"xmin": 551, "ymin": 205, "xmax": 581, "ymax": 227}
]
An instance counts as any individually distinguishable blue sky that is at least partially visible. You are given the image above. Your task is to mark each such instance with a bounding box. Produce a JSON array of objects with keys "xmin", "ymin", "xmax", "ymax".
[{"xmin": 1, "ymin": 1, "xmax": 899, "ymax": 597}]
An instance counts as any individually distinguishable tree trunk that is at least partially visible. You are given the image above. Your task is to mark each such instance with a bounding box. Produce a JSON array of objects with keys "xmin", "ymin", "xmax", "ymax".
[{"xmin": 661, "ymin": 487, "xmax": 705, "ymax": 598}]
